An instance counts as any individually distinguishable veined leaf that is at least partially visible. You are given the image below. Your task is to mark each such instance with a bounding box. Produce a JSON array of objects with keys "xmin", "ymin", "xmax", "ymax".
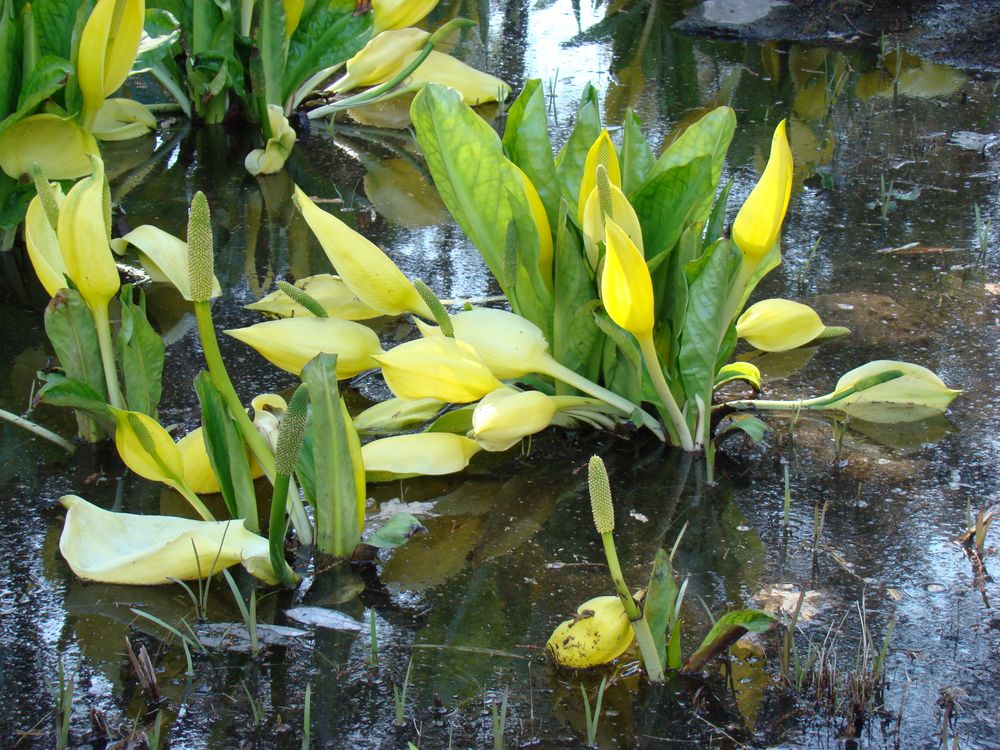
[
  {"xmin": 132, "ymin": 9, "xmax": 181, "ymax": 73},
  {"xmin": 301, "ymin": 353, "xmax": 365, "ymax": 557},
  {"xmin": 258, "ymin": 0, "xmax": 286, "ymax": 106},
  {"xmin": 193, "ymin": 371, "xmax": 258, "ymax": 529},
  {"xmin": 117, "ymin": 286, "xmax": 164, "ymax": 418},
  {"xmin": 704, "ymin": 179, "xmax": 732, "ymax": 249},
  {"xmin": 0, "ymin": 0, "xmax": 20, "ymax": 122},
  {"xmin": 502, "ymin": 79, "xmax": 561, "ymax": 227},
  {"xmin": 365, "ymin": 513, "xmax": 425, "ymax": 550},
  {"xmin": 681, "ymin": 609, "xmax": 776, "ymax": 674},
  {"xmin": 678, "ymin": 240, "xmax": 741, "ymax": 425},
  {"xmin": 35, "ymin": 372, "xmax": 115, "ymax": 436},
  {"xmin": 0, "ymin": 56, "xmax": 73, "ymax": 136},
  {"xmin": 554, "ymin": 84, "xmax": 600, "ymax": 213},
  {"xmin": 630, "ymin": 153, "xmax": 714, "ymax": 259},
  {"xmin": 30, "ymin": 0, "xmax": 78, "ymax": 59},
  {"xmin": 283, "ymin": 0, "xmax": 371, "ymax": 104},
  {"xmin": 44, "ymin": 288, "xmax": 108, "ymax": 404},
  {"xmin": 716, "ymin": 414, "xmax": 771, "ymax": 444},
  {"xmin": 620, "ymin": 108, "xmax": 654, "ymax": 195}
]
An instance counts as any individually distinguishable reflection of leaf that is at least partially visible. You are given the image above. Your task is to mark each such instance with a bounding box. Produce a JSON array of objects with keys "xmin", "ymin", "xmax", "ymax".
[
  {"xmin": 380, "ymin": 513, "xmax": 486, "ymax": 590},
  {"xmin": 847, "ymin": 413, "xmax": 955, "ymax": 449},
  {"xmin": 736, "ymin": 345, "xmax": 817, "ymax": 381}
]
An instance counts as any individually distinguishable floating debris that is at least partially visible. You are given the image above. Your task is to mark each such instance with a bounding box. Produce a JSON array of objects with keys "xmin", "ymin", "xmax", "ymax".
[{"xmin": 284, "ymin": 606, "xmax": 365, "ymax": 631}]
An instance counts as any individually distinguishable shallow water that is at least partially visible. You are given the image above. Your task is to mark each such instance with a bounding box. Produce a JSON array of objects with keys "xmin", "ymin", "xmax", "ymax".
[{"xmin": 2, "ymin": 1, "xmax": 1000, "ymax": 748}]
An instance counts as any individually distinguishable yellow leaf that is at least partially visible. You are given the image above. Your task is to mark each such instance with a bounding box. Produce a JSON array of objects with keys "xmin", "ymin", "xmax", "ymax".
[
  {"xmin": 59, "ymin": 495, "xmax": 276, "ymax": 585},
  {"xmin": 293, "ymin": 186, "xmax": 433, "ymax": 318},
  {"xmin": 226, "ymin": 317, "xmax": 385, "ymax": 376},
  {"xmin": 0, "ymin": 114, "xmax": 98, "ymax": 179},
  {"xmin": 373, "ymin": 336, "xmax": 504, "ymax": 403}
]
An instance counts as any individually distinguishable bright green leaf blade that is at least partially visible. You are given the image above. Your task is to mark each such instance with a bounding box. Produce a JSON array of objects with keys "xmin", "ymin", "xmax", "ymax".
[
  {"xmin": 258, "ymin": 0, "xmax": 286, "ymax": 106},
  {"xmin": 681, "ymin": 609, "xmax": 776, "ymax": 674},
  {"xmin": 133, "ymin": 9, "xmax": 181, "ymax": 73},
  {"xmin": 301, "ymin": 352, "xmax": 363, "ymax": 557},
  {"xmin": 44, "ymin": 288, "xmax": 108, "ymax": 403},
  {"xmin": 642, "ymin": 548, "xmax": 677, "ymax": 668},
  {"xmin": 117, "ymin": 287, "xmax": 165, "ymax": 418},
  {"xmin": 0, "ymin": 55, "xmax": 73, "ymax": 136},
  {"xmin": 716, "ymin": 414, "xmax": 771, "ymax": 444},
  {"xmin": 29, "ymin": 0, "xmax": 77, "ymax": 59},
  {"xmin": 630, "ymin": 154, "xmax": 714, "ymax": 259},
  {"xmin": 554, "ymin": 84, "xmax": 600, "ymax": 211},
  {"xmin": 193, "ymin": 371, "xmax": 259, "ymax": 528},
  {"xmin": 502, "ymin": 79, "xmax": 561, "ymax": 227},
  {"xmin": 678, "ymin": 240, "xmax": 741, "ymax": 418},
  {"xmin": 620, "ymin": 108, "xmax": 654, "ymax": 196},
  {"xmin": 424, "ymin": 404, "xmax": 475, "ymax": 434},
  {"xmin": 0, "ymin": 0, "xmax": 20, "ymax": 122},
  {"xmin": 35, "ymin": 372, "xmax": 114, "ymax": 432},
  {"xmin": 703, "ymin": 179, "xmax": 732, "ymax": 248},
  {"xmin": 366, "ymin": 513, "xmax": 426, "ymax": 550},
  {"xmin": 283, "ymin": 0, "xmax": 371, "ymax": 104},
  {"xmin": 552, "ymin": 207, "xmax": 602, "ymax": 391}
]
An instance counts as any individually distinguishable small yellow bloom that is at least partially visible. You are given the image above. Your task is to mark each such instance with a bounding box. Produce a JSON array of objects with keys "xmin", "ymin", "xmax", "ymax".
[
  {"xmin": 373, "ymin": 336, "xmax": 503, "ymax": 403},
  {"xmin": 471, "ymin": 387, "xmax": 558, "ymax": 452},
  {"xmin": 0, "ymin": 114, "xmax": 98, "ymax": 180},
  {"xmin": 294, "ymin": 186, "xmax": 433, "ymax": 318},
  {"xmin": 91, "ymin": 98, "xmax": 157, "ymax": 141},
  {"xmin": 600, "ymin": 219, "xmax": 654, "ymax": 338},
  {"xmin": 58, "ymin": 157, "xmax": 120, "ymax": 312},
  {"xmin": 59, "ymin": 495, "xmax": 276, "ymax": 585},
  {"xmin": 362, "ymin": 433, "xmax": 480, "ymax": 479},
  {"xmin": 732, "ymin": 119, "xmax": 793, "ymax": 265},
  {"xmin": 78, "ymin": 0, "xmax": 146, "ymax": 127},
  {"xmin": 581, "ymin": 178, "xmax": 643, "ymax": 270},
  {"xmin": 546, "ymin": 595, "xmax": 633, "ymax": 668},
  {"xmin": 371, "ymin": 0, "xmax": 439, "ymax": 34},
  {"xmin": 736, "ymin": 298, "xmax": 826, "ymax": 352},
  {"xmin": 226, "ymin": 317, "xmax": 385, "ymax": 377},
  {"xmin": 327, "ymin": 28, "xmax": 430, "ymax": 94},
  {"xmin": 24, "ymin": 184, "xmax": 67, "ymax": 297},
  {"xmin": 577, "ymin": 130, "xmax": 621, "ymax": 225},
  {"xmin": 400, "ymin": 51, "xmax": 511, "ymax": 105},
  {"xmin": 245, "ymin": 105, "xmax": 297, "ymax": 176},
  {"xmin": 110, "ymin": 408, "xmax": 186, "ymax": 489},
  {"xmin": 246, "ymin": 274, "xmax": 382, "ymax": 320},
  {"xmin": 283, "ymin": 0, "xmax": 305, "ymax": 41},
  {"xmin": 112, "ymin": 225, "xmax": 222, "ymax": 301}
]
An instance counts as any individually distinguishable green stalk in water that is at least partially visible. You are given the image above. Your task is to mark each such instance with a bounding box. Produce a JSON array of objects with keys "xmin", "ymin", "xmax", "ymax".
[
  {"xmin": 268, "ymin": 384, "xmax": 308, "ymax": 586},
  {"xmin": 187, "ymin": 192, "xmax": 276, "ymax": 479},
  {"xmin": 589, "ymin": 456, "xmax": 666, "ymax": 682}
]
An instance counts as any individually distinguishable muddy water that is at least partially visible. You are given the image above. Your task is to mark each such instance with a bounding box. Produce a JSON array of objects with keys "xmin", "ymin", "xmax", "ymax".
[{"xmin": 2, "ymin": 1, "xmax": 1000, "ymax": 748}]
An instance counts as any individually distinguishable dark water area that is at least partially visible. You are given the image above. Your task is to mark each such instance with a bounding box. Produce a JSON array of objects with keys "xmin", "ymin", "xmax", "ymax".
[{"xmin": 2, "ymin": 1, "xmax": 1000, "ymax": 748}]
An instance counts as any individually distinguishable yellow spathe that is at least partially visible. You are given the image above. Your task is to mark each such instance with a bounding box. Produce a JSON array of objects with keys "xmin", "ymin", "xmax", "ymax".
[
  {"xmin": 371, "ymin": 0, "xmax": 439, "ymax": 34},
  {"xmin": 600, "ymin": 219, "xmax": 654, "ymax": 337},
  {"xmin": 91, "ymin": 98, "xmax": 157, "ymax": 141},
  {"xmin": 581, "ymin": 178, "xmax": 642, "ymax": 270},
  {"xmin": 294, "ymin": 186, "xmax": 433, "ymax": 318},
  {"xmin": 328, "ymin": 28, "xmax": 430, "ymax": 94},
  {"xmin": 78, "ymin": 0, "xmax": 145, "ymax": 126},
  {"xmin": 59, "ymin": 495, "xmax": 276, "ymax": 585},
  {"xmin": 400, "ymin": 51, "xmax": 511, "ymax": 105},
  {"xmin": 112, "ymin": 224, "xmax": 222, "ymax": 300},
  {"xmin": 577, "ymin": 130, "xmax": 621, "ymax": 225},
  {"xmin": 547, "ymin": 595, "xmax": 633, "ymax": 668},
  {"xmin": 245, "ymin": 105, "xmax": 297, "ymax": 176},
  {"xmin": 226, "ymin": 317, "xmax": 385, "ymax": 377},
  {"xmin": 0, "ymin": 114, "xmax": 98, "ymax": 180},
  {"xmin": 110, "ymin": 408, "xmax": 185, "ymax": 488},
  {"xmin": 24, "ymin": 184, "xmax": 67, "ymax": 297},
  {"xmin": 832, "ymin": 360, "xmax": 961, "ymax": 421},
  {"xmin": 471, "ymin": 387, "xmax": 558, "ymax": 452},
  {"xmin": 732, "ymin": 119, "xmax": 793, "ymax": 265},
  {"xmin": 736, "ymin": 298, "xmax": 825, "ymax": 352},
  {"xmin": 246, "ymin": 274, "xmax": 382, "ymax": 320},
  {"xmin": 362, "ymin": 433, "xmax": 480, "ymax": 478},
  {"xmin": 374, "ymin": 336, "xmax": 504, "ymax": 403}
]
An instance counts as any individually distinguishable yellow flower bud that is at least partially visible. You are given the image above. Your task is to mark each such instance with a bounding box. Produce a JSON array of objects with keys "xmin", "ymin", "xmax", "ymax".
[
  {"xmin": 736, "ymin": 298, "xmax": 826, "ymax": 352},
  {"xmin": 600, "ymin": 219, "xmax": 654, "ymax": 338},
  {"xmin": 732, "ymin": 119, "xmax": 793, "ymax": 265},
  {"xmin": 471, "ymin": 387, "xmax": 559, "ymax": 452},
  {"xmin": 547, "ymin": 595, "xmax": 633, "ymax": 668},
  {"xmin": 226, "ymin": 317, "xmax": 385, "ymax": 377},
  {"xmin": 373, "ymin": 336, "xmax": 504, "ymax": 403},
  {"xmin": 371, "ymin": 0, "xmax": 439, "ymax": 34}
]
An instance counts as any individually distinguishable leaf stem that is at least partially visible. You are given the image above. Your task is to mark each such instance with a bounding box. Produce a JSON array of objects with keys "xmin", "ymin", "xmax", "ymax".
[
  {"xmin": 0, "ymin": 408, "xmax": 76, "ymax": 453},
  {"xmin": 92, "ymin": 304, "xmax": 126, "ymax": 409},
  {"xmin": 638, "ymin": 335, "xmax": 693, "ymax": 451}
]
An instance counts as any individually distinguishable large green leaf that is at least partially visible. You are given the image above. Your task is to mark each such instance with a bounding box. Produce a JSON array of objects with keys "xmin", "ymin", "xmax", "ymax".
[
  {"xmin": 30, "ymin": 0, "xmax": 78, "ymax": 60},
  {"xmin": 643, "ymin": 106, "xmax": 735, "ymax": 223},
  {"xmin": 677, "ymin": 239, "xmax": 741, "ymax": 429},
  {"xmin": 551, "ymin": 208, "xmax": 602, "ymax": 389},
  {"xmin": 35, "ymin": 372, "xmax": 114, "ymax": 435},
  {"xmin": 594, "ymin": 311, "xmax": 640, "ymax": 406},
  {"xmin": 44, "ymin": 288, "xmax": 108, "ymax": 403},
  {"xmin": 681, "ymin": 609, "xmax": 776, "ymax": 674},
  {"xmin": 620, "ymin": 108, "xmax": 654, "ymax": 196},
  {"xmin": 133, "ymin": 9, "xmax": 182, "ymax": 73},
  {"xmin": 193, "ymin": 371, "xmax": 258, "ymax": 528},
  {"xmin": 0, "ymin": 0, "xmax": 20, "ymax": 122},
  {"xmin": 642, "ymin": 548, "xmax": 677, "ymax": 668},
  {"xmin": 117, "ymin": 287, "xmax": 164, "ymax": 418},
  {"xmin": 0, "ymin": 55, "xmax": 73, "ymax": 137},
  {"xmin": 283, "ymin": 0, "xmax": 371, "ymax": 103},
  {"xmin": 630, "ymin": 153, "xmax": 714, "ymax": 259},
  {"xmin": 502, "ymin": 79, "xmax": 561, "ymax": 227},
  {"xmin": 258, "ymin": 0, "xmax": 285, "ymax": 106},
  {"xmin": 411, "ymin": 85, "xmax": 535, "ymax": 316},
  {"xmin": 554, "ymin": 84, "xmax": 600, "ymax": 212},
  {"xmin": 301, "ymin": 353, "xmax": 364, "ymax": 557}
]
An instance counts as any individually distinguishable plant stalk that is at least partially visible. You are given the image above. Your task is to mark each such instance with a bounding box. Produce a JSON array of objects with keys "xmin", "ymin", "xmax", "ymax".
[
  {"xmin": 0, "ymin": 408, "xmax": 76, "ymax": 453},
  {"xmin": 637, "ymin": 335, "xmax": 694, "ymax": 451},
  {"xmin": 92, "ymin": 304, "xmax": 126, "ymax": 409}
]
